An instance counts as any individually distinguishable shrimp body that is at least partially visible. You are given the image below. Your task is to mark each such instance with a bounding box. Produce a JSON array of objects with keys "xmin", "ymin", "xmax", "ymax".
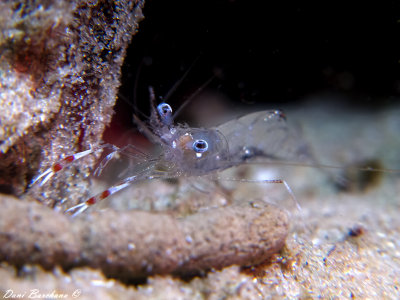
[
  {"xmin": 159, "ymin": 126, "xmax": 231, "ymax": 175},
  {"xmin": 33, "ymin": 87, "xmax": 307, "ymax": 216}
]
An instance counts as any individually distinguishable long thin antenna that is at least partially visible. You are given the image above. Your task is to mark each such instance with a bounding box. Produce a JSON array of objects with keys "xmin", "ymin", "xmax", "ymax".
[
  {"xmin": 117, "ymin": 57, "xmax": 150, "ymax": 120},
  {"xmin": 172, "ymin": 74, "xmax": 216, "ymax": 119},
  {"xmin": 163, "ymin": 56, "xmax": 201, "ymax": 102},
  {"xmin": 238, "ymin": 160, "xmax": 400, "ymax": 173},
  {"xmin": 132, "ymin": 58, "xmax": 144, "ymax": 113},
  {"xmin": 132, "ymin": 57, "xmax": 152, "ymax": 119}
]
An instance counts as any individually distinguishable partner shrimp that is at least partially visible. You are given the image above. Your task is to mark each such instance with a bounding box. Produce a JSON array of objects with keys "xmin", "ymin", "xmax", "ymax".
[{"xmin": 32, "ymin": 86, "xmax": 309, "ymax": 216}]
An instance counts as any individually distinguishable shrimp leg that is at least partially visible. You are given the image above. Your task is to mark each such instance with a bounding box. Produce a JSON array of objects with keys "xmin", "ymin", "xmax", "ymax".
[
  {"xmin": 31, "ymin": 144, "xmax": 149, "ymax": 186},
  {"xmin": 65, "ymin": 167, "xmax": 167, "ymax": 217}
]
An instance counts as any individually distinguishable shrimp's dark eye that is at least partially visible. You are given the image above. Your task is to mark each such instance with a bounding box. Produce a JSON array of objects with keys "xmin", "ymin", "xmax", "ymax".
[
  {"xmin": 157, "ymin": 103, "xmax": 173, "ymax": 125},
  {"xmin": 192, "ymin": 139, "xmax": 208, "ymax": 153}
]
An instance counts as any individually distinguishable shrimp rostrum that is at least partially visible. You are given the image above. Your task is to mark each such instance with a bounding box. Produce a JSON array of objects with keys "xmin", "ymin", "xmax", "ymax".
[{"xmin": 32, "ymin": 87, "xmax": 311, "ymax": 216}]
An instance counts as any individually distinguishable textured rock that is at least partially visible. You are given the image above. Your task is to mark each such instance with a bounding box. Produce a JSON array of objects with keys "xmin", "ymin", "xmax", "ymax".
[
  {"xmin": 0, "ymin": 194, "xmax": 289, "ymax": 280},
  {"xmin": 0, "ymin": 195, "xmax": 79, "ymax": 269},
  {"xmin": 0, "ymin": 0, "xmax": 144, "ymax": 208}
]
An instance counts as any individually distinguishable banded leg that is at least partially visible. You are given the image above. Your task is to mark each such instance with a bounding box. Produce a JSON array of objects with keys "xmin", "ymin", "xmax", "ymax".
[
  {"xmin": 31, "ymin": 148, "xmax": 94, "ymax": 186},
  {"xmin": 31, "ymin": 143, "xmax": 149, "ymax": 186},
  {"xmin": 65, "ymin": 173, "xmax": 158, "ymax": 217}
]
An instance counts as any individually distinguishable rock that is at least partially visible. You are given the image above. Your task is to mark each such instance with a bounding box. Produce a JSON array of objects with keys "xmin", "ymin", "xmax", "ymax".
[
  {"xmin": 0, "ymin": 0, "xmax": 144, "ymax": 208},
  {"xmin": 0, "ymin": 194, "xmax": 289, "ymax": 280}
]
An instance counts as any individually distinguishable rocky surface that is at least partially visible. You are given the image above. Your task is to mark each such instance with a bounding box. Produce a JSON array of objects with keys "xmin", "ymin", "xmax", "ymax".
[
  {"xmin": 0, "ymin": 0, "xmax": 144, "ymax": 207},
  {"xmin": 0, "ymin": 0, "xmax": 399, "ymax": 298},
  {"xmin": 0, "ymin": 194, "xmax": 288, "ymax": 280}
]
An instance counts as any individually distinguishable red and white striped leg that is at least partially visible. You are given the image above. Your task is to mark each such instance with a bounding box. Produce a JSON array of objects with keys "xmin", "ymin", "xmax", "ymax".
[{"xmin": 65, "ymin": 174, "xmax": 149, "ymax": 217}]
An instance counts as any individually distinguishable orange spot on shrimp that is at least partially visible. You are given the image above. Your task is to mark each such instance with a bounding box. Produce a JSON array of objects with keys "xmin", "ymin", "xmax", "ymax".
[
  {"xmin": 177, "ymin": 134, "xmax": 193, "ymax": 150},
  {"xmin": 52, "ymin": 163, "xmax": 63, "ymax": 172},
  {"xmin": 64, "ymin": 155, "xmax": 75, "ymax": 163},
  {"xmin": 100, "ymin": 190, "xmax": 111, "ymax": 199},
  {"xmin": 86, "ymin": 197, "xmax": 97, "ymax": 205}
]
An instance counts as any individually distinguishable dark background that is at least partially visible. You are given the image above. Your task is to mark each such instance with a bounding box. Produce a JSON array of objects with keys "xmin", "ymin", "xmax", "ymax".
[{"xmin": 113, "ymin": 0, "xmax": 400, "ymax": 133}]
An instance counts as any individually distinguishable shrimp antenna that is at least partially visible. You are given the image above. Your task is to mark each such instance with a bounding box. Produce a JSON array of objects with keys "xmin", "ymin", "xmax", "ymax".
[
  {"xmin": 163, "ymin": 56, "xmax": 201, "ymax": 102},
  {"xmin": 117, "ymin": 57, "xmax": 150, "ymax": 120},
  {"xmin": 240, "ymin": 160, "xmax": 400, "ymax": 174},
  {"xmin": 148, "ymin": 86, "xmax": 160, "ymax": 123},
  {"xmin": 132, "ymin": 57, "xmax": 152, "ymax": 119},
  {"xmin": 172, "ymin": 74, "xmax": 216, "ymax": 119}
]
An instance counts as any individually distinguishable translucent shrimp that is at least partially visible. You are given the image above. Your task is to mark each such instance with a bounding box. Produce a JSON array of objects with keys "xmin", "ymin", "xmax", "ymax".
[
  {"xmin": 216, "ymin": 109, "xmax": 313, "ymax": 165},
  {"xmin": 32, "ymin": 87, "xmax": 309, "ymax": 216}
]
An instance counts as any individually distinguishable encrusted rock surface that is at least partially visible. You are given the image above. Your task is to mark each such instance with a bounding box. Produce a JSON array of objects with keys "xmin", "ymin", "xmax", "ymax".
[
  {"xmin": 0, "ymin": 0, "xmax": 144, "ymax": 207},
  {"xmin": 1, "ymin": 0, "xmax": 400, "ymax": 298},
  {"xmin": 0, "ymin": 194, "xmax": 289, "ymax": 280}
]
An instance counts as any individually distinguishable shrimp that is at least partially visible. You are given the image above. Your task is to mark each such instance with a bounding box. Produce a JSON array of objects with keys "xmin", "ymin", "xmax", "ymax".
[{"xmin": 32, "ymin": 86, "xmax": 309, "ymax": 216}]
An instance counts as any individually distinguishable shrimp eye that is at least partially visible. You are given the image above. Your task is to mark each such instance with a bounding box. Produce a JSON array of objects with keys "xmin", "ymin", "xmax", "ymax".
[
  {"xmin": 157, "ymin": 103, "xmax": 172, "ymax": 117},
  {"xmin": 157, "ymin": 103, "xmax": 173, "ymax": 125},
  {"xmin": 192, "ymin": 139, "xmax": 208, "ymax": 153}
]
